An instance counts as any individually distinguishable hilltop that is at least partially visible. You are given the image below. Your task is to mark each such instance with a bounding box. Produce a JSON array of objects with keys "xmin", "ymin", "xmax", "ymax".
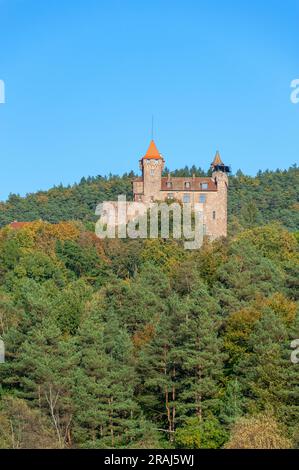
[{"xmin": 0, "ymin": 165, "xmax": 298, "ymax": 232}]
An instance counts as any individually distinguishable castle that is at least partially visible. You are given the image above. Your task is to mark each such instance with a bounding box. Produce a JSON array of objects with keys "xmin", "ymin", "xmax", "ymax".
[{"xmin": 132, "ymin": 140, "xmax": 229, "ymax": 240}]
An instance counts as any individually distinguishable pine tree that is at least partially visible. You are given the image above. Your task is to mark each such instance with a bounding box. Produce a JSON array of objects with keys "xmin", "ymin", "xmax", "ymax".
[
  {"xmin": 73, "ymin": 313, "xmax": 140, "ymax": 448},
  {"xmin": 136, "ymin": 294, "xmax": 184, "ymax": 442},
  {"xmin": 219, "ymin": 379, "xmax": 244, "ymax": 426},
  {"xmin": 236, "ymin": 310, "xmax": 299, "ymax": 435},
  {"xmin": 177, "ymin": 286, "xmax": 226, "ymax": 422},
  {"xmin": 3, "ymin": 318, "xmax": 78, "ymax": 448}
]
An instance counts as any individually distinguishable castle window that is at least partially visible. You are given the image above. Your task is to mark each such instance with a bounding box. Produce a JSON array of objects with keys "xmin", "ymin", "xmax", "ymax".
[
  {"xmin": 150, "ymin": 169, "xmax": 155, "ymax": 176},
  {"xmin": 166, "ymin": 181, "xmax": 172, "ymax": 188},
  {"xmin": 213, "ymin": 211, "xmax": 216, "ymax": 220},
  {"xmin": 201, "ymin": 182, "xmax": 208, "ymax": 190},
  {"xmin": 183, "ymin": 194, "xmax": 190, "ymax": 203},
  {"xmin": 184, "ymin": 181, "xmax": 191, "ymax": 189},
  {"xmin": 167, "ymin": 193, "xmax": 174, "ymax": 199},
  {"xmin": 199, "ymin": 194, "xmax": 206, "ymax": 203}
]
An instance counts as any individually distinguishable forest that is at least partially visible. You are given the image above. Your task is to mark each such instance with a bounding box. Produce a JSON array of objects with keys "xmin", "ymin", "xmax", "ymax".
[
  {"xmin": 0, "ymin": 165, "xmax": 298, "ymax": 449},
  {"xmin": 0, "ymin": 165, "xmax": 298, "ymax": 232}
]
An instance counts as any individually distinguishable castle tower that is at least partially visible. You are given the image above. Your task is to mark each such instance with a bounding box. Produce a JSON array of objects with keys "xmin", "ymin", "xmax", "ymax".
[
  {"xmin": 210, "ymin": 151, "xmax": 229, "ymax": 238},
  {"xmin": 139, "ymin": 140, "xmax": 165, "ymax": 203}
]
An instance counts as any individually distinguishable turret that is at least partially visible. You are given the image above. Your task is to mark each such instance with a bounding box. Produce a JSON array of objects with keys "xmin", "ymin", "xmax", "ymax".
[
  {"xmin": 211, "ymin": 151, "xmax": 230, "ymax": 176},
  {"xmin": 139, "ymin": 140, "xmax": 164, "ymax": 202},
  {"xmin": 210, "ymin": 151, "xmax": 229, "ymax": 237}
]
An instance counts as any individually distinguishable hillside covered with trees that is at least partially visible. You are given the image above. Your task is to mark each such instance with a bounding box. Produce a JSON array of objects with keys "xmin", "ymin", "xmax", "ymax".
[
  {"xmin": 0, "ymin": 165, "xmax": 298, "ymax": 449},
  {"xmin": 0, "ymin": 165, "xmax": 298, "ymax": 232}
]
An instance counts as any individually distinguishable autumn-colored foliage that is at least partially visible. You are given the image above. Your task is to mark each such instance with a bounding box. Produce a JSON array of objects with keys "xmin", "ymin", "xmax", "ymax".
[
  {"xmin": 225, "ymin": 414, "xmax": 292, "ymax": 449},
  {"xmin": 0, "ymin": 216, "xmax": 298, "ymax": 449}
]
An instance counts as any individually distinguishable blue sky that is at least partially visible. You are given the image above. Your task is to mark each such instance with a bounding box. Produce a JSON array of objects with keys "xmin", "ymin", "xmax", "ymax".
[{"xmin": 0, "ymin": 0, "xmax": 298, "ymax": 200}]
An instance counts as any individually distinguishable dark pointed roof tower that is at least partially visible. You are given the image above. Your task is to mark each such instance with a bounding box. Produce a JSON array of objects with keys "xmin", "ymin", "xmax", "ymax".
[
  {"xmin": 211, "ymin": 150, "xmax": 230, "ymax": 173},
  {"xmin": 212, "ymin": 151, "xmax": 223, "ymax": 166}
]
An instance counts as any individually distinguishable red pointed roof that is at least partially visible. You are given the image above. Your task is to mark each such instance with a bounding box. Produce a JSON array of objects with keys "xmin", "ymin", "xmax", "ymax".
[{"xmin": 142, "ymin": 140, "xmax": 162, "ymax": 160}]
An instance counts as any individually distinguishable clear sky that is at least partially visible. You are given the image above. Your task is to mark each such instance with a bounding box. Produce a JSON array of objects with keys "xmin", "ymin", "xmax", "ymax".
[{"xmin": 0, "ymin": 0, "xmax": 298, "ymax": 200}]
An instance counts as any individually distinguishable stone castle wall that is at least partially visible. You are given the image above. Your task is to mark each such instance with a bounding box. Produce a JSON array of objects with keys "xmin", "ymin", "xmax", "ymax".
[{"xmin": 133, "ymin": 160, "xmax": 228, "ymax": 240}]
